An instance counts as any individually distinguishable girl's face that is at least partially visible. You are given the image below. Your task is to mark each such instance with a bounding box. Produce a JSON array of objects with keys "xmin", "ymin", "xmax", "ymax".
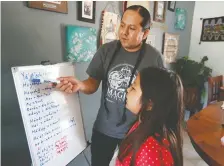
[{"xmin": 126, "ymin": 74, "xmax": 142, "ymax": 114}]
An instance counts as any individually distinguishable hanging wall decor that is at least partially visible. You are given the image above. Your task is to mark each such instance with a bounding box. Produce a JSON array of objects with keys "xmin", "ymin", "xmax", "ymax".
[
  {"xmin": 27, "ymin": 1, "xmax": 68, "ymax": 14},
  {"xmin": 153, "ymin": 1, "xmax": 166, "ymax": 23},
  {"xmin": 123, "ymin": 1, "xmax": 150, "ymax": 12},
  {"xmin": 77, "ymin": 1, "xmax": 96, "ymax": 23},
  {"xmin": 200, "ymin": 16, "xmax": 224, "ymax": 43},
  {"xmin": 66, "ymin": 25, "xmax": 97, "ymax": 62},
  {"xmin": 100, "ymin": 11, "xmax": 120, "ymax": 45},
  {"xmin": 99, "ymin": 2, "xmax": 120, "ymax": 46},
  {"xmin": 168, "ymin": 1, "xmax": 176, "ymax": 12},
  {"xmin": 175, "ymin": 8, "xmax": 187, "ymax": 30},
  {"xmin": 162, "ymin": 33, "xmax": 179, "ymax": 63}
]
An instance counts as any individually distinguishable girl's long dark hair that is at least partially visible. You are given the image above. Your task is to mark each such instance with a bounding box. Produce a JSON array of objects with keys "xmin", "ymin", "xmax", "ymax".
[
  {"xmin": 103, "ymin": 5, "xmax": 151, "ymax": 125},
  {"xmin": 118, "ymin": 67, "xmax": 184, "ymax": 166}
]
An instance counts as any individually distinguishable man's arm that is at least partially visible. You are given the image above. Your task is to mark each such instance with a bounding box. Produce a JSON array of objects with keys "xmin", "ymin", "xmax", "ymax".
[
  {"xmin": 55, "ymin": 76, "xmax": 101, "ymax": 95},
  {"xmin": 80, "ymin": 77, "xmax": 101, "ymax": 94},
  {"xmin": 56, "ymin": 42, "xmax": 112, "ymax": 94}
]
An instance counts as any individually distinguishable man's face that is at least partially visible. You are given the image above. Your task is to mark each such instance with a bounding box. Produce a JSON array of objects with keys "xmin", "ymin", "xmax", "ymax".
[{"xmin": 118, "ymin": 10, "xmax": 148, "ymax": 50}]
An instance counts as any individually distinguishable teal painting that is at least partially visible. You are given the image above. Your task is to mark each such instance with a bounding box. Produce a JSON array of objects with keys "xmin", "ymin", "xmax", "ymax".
[
  {"xmin": 175, "ymin": 8, "xmax": 187, "ymax": 30},
  {"xmin": 66, "ymin": 25, "xmax": 97, "ymax": 62}
]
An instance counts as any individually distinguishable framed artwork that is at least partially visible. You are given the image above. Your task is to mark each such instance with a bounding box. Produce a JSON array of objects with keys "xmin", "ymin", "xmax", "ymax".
[
  {"xmin": 153, "ymin": 1, "xmax": 166, "ymax": 23},
  {"xmin": 100, "ymin": 11, "xmax": 120, "ymax": 45},
  {"xmin": 27, "ymin": 1, "xmax": 68, "ymax": 14},
  {"xmin": 77, "ymin": 1, "xmax": 96, "ymax": 24},
  {"xmin": 123, "ymin": 1, "xmax": 150, "ymax": 12},
  {"xmin": 200, "ymin": 16, "xmax": 224, "ymax": 42},
  {"xmin": 162, "ymin": 33, "xmax": 179, "ymax": 63},
  {"xmin": 175, "ymin": 8, "xmax": 187, "ymax": 30},
  {"xmin": 168, "ymin": 1, "xmax": 176, "ymax": 12},
  {"xmin": 65, "ymin": 25, "xmax": 97, "ymax": 62}
]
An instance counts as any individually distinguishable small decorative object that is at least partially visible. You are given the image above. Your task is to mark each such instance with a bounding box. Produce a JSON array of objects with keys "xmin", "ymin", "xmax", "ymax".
[
  {"xmin": 168, "ymin": 1, "xmax": 176, "ymax": 12},
  {"xmin": 153, "ymin": 1, "xmax": 166, "ymax": 23},
  {"xmin": 77, "ymin": 1, "xmax": 96, "ymax": 24},
  {"xmin": 199, "ymin": 16, "xmax": 224, "ymax": 43},
  {"xmin": 162, "ymin": 33, "xmax": 179, "ymax": 63},
  {"xmin": 146, "ymin": 34, "xmax": 156, "ymax": 47},
  {"xmin": 123, "ymin": 1, "xmax": 150, "ymax": 12},
  {"xmin": 27, "ymin": 1, "xmax": 68, "ymax": 13},
  {"xmin": 175, "ymin": 8, "xmax": 187, "ymax": 30},
  {"xmin": 66, "ymin": 25, "xmax": 97, "ymax": 62}
]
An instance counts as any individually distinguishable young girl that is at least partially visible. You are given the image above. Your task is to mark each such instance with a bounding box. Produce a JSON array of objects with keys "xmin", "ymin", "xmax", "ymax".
[{"xmin": 116, "ymin": 67, "xmax": 184, "ymax": 166}]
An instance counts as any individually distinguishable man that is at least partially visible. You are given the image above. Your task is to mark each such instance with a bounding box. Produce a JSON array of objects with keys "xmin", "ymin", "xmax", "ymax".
[{"xmin": 56, "ymin": 5, "xmax": 164, "ymax": 166}]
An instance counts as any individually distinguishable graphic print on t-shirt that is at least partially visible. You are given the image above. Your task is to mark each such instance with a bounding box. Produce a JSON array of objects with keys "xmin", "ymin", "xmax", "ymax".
[{"xmin": 106, "ymin": 64, "xmax": 137, "ymax": 103}]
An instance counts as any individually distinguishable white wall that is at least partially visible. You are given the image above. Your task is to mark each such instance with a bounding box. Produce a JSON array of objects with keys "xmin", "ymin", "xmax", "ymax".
[{"xmin": 189, "ymin": 1, "xmax": 224, "ymax": 76}]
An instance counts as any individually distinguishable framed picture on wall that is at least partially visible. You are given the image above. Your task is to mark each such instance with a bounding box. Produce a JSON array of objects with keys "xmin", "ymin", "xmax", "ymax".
[
  {"xmin": 27, "ymin": 1, "xmax": 68, "ymax": 14},
  {"xmin": 168, "ymin": 1, "xmax": 176, "ymax": 12},
  {"xmin": 77, "ymin": 1, "xmax": 96, "ymax": 24},
  {"xmin": 66, "ymin": 25, "xmax": 97, "ymax": 62},
  {"xmin": 162, "ymin": 33, "xmax": 179, "ymax": 63},
  {"xmin": 153, "ymin": 1, "xmax": 166, "ymax": 23},
  {"xmin": 123, "ymin": 1, "xmax": 150, "ymax": 12},
  {"xmin": 175, "ymin": 8, "xmax": 187, "ymax": 30}
]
